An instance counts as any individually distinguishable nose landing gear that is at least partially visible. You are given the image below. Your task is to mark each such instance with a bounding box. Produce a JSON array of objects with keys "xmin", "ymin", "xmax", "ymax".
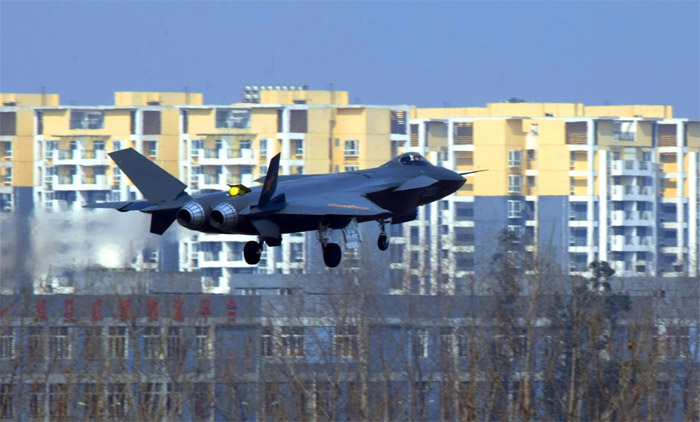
[{"xmin": 377, "ymin": 219, "xmax": 390, "ymax": 251}]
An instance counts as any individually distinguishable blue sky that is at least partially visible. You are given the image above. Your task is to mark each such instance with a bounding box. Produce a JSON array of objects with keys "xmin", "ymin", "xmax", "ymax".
[{"xmin": 1, "ymin": 1, "xmax": 698, "ymax": 118}]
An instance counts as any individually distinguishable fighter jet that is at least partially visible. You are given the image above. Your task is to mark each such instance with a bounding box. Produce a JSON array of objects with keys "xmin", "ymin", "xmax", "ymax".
[{"xmin": 87, "ymin": 148, "xmax": 482, "ymax": 267}]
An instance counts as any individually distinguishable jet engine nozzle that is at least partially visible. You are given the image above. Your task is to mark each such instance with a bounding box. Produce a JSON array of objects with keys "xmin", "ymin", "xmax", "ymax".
[
  {"xmin": 176, "ymin": 201, "xmax": 210, "ymax": 229},
  {"xmin": 210, "ymin": 202, "xmax": 239, "ymax": 232}
]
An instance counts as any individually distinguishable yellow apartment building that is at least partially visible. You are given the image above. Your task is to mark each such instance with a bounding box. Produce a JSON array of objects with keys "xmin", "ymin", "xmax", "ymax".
[{"xmin": 1, "ymin": 90, "xmax": 697, "ymax": 295}]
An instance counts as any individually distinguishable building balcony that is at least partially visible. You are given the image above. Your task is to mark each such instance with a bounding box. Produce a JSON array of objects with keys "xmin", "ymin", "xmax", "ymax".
[
  {"xmin": 51, "ymin": 149, "xmax": 111, "ymax": 165},
  {"xmin": 80, "ymin": 174, "xmax": 111, "ymax": 190},
  {"xmin": 610, "ymin": 235, "xmax": 654, "ymax": 252},
  {"xmin": 198, "ymin": 173, "xmax": 227, "ymax": 190},
  {"xmin": 610, "ymin": 160, "xmax": 653, "ymax": 176},
  {"xmin": 51, "ymin": 174, "xmax": 111, "ymax": 191},
  {"xmin": 198, "ymin": 251, "xmax": 225, "ymax": 267},
  {"xmin": 610, "ymin": 185, "xmax": 654, "ymax": 201},
  {"xmin": 198, "ymin": 148, "xmax": 256, "ymax": 165},
  {"xmin": 611, "ymin": 210, "xmax": 653, "ymax": 226}
]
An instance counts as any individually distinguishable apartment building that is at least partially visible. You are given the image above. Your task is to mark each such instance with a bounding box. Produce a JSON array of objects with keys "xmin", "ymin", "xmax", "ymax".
[
  {"xmin": 2, "ymin": 91, "xmax": 697, "ymax": 295},
  {"xmin": 391, "ymin": 103, "xmax": 699, "ymax": 294},
  {"xmin": 0, "ymin": 89, "xmax": 410, "ymax": 293}
]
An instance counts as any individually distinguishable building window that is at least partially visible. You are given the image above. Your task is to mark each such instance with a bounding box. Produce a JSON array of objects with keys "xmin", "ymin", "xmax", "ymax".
[
  {"xmin": 440, "ymin": 327, "xmax": 456, "ymax": 357},
  {"xmin": 290, "ymin": 242, "xmax": 304, "ymax": 263},
  {"xmin": 82, "ymin": 384, "xmax": 102, "ymax": 418},
  {"xmin": 508, "ymin": 175, "xmax": 522, "ymax": 194},
  {"xmin": 216, "ymin": 109, "xmax": 251, "ymax": 129},
  {"xmin": 261, "ymin": 327, "xmax": 274, "ymax": 357},
  {"xmin": 1, "ymin": 141, "xmax": 11, "ymax": 159},
  {"xmin": 27, "ymin": 327, "xmax": 44, "ymax": 359},
  {"xmin": 0, "ymin": 327, "xmax": 14, "ymax": 359},
  {"xmin": 84, "ymin": 327, "xmax": 103, "ymax": 360},
  {"xmin": 166, "ymin": 383, "xmax": 182, "ymax": 415},
  {"xmin": 108, "ymin": 327, "xmax": 128, "ymax": 359},
  {"xmin": 259, "ymin": 138, "xmax": 268, "ymax": 157},
  {"xmin": 391, "ymin": 110, "xmax": 407, "ymax": 134},
  {"xmin": 412, "ymin": 328, "xmax": 429, "ymax": 358},
  {"xmin": 281, "ymin": 326, "xmax": 304, "ymax": 357},
  {"xmin": 293, "ymin": 139, "xmax": 304, "ymax": 156},
  {"xmin": 613, "ymin": 121, "xmax": 636, "ymax": 141},
  {"xmin": 143, "ymin": 141, "xmax": 157, "ymax": 158},
  {"xmin": 2, "ymin": 168, "xmax": 11, "ymax": 185},
  {"xmin": 193, "ymin": 383, "xmax": 211, "ymax": 418},
  {"xmin": 142, "ymin": 110, "xmax": 162, "ymax": 135},
  {"xmin": 29, "ymin": 384, "xmax": 45, "ymax": 418},
  {"xmin": 344, "ymin": 165, "xmax": 359, "ymax": 172},
  {"xmin": 143, "ymin": 327, "xmax": 162, "ymax": 359},
  {"xmin": 195, "ymin": 326, "xmax": 212, "ymax": 359},
  {"xmin": 107, "ymin": 384, "xmax": 126, "ymax": 418},
  {"xmin": 49, "ymin": 384, "xmax": 69, "ymax": 419},
  {"xmin": 335, "ymin": 326, "xmax": 359, "ymax": 358},
  {"xmin": 167, "ymin": 327, "xmax": 183, "ymax": 360},
  {"xmin": 508, "ymin": 150, "xmax": 522, "ymax": 167},
  {"xmin": 289, "ymin": 109, "xmax": 308, "ymax": 133},
  {"xmin": 144, "ymin": 383, "xmax": 162, "ymax": 416},
  {"xmin": 457, "ymin": 327, "xmax": 471, "ymax": 357},
  {"xmin": 70, "ymin": 110, "xmax": 104, "ymax": 129},
  {"xmin": 508, "ymin": 225, "xmax": 524, "ymax": 242},
  {"xmin": 507, "ymin": 200, "xmax": 522, "ymax": 218},
  {"xmin": 344, "ymin": 140, "xmax": 359, "ymax": 157}
]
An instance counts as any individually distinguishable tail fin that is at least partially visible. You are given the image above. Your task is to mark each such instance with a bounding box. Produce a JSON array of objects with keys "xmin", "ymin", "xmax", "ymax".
[
  {"xmin": 258, "ymin": 153, "xmax": 281, "ymax": 207},
  {"xmin": 109, "ymin": 148, "xmax": 187, "ymax": 203}
]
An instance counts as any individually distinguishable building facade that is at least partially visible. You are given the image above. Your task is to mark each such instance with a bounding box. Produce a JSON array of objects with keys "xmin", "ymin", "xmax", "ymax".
[
  {"xmin": 0, "ymin": 288, "xmax": 697, "ymax": 421},
  {"xmin": 389, "ymin": 103, "xmax": 700, "ymax": 294},
  {"xmin": 1, "ymin": 91, "xmax": 698, "ymax": 295}
]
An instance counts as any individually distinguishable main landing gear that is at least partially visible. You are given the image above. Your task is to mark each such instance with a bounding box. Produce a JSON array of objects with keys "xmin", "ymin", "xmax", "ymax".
[
  {"xmin": 377, "ymin": 219, "xmax": 390, "ymax": 251},
  {"xmin": 317, "ymin": 223, "xmax": 342, "ymax": 268},
  {"xmin": 244, "ymin": 240, "xmax": 263, "ymax": 265}
]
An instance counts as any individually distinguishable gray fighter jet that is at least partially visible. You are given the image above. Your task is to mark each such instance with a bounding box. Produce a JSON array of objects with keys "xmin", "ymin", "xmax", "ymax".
[{"xmin": 87, "ymin": 148, "xmax": 481, "ymax": 267}]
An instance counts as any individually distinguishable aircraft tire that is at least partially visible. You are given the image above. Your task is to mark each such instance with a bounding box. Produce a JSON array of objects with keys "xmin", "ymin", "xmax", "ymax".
[
  {"xmin": 378, "ymin": 234, "xmax": 389, "ymax": 251},
  {"xmin": 244, "ymin": 241, "xmax": 262, "ymax": 265},
  {"xmin": 323, "ymin": 243, "xmax": 342, "ymax": 268}
]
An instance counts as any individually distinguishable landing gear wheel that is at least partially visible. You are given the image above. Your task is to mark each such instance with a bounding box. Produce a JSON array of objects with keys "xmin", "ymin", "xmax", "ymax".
[
  {"xmin": 378, "ymin": 234, "xmax": 389, "ymax": 251},
  {"xmin": 244, "ymin": 241, "xmax": 262, "ymax": 265},
  {"xmin": 323, "ymin": 243, "xmax": 342, "ymax": 268}
]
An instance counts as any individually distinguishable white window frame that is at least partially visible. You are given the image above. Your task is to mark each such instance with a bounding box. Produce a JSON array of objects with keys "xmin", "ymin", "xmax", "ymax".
[
  {"xmin": 259, "ymin": 138, "xmax": 268, "ymax": 157},
  {"xmin": 344, "ymin": 165, "xmax": 359, "ymax": 172},
  {"xmin": 2, "ymin": 142, "xmax": 11, "ymax": 158},
  {"xmin": 195, "ymin": 326, "xmax": 213, "ymax": 359},
  {"xmin": 335, "ymin": 326, "xmax": 359, "ymax": 359},
  {"xmin": 507, "ymin": 200, "xmax": 522, "ymax": 218},
  {"xmin": 508, "ymin": 175, "xmax": 522, "ymax": 194},
  {"xmin": 344, "ymin": 139, "xmax": 359, "ymax": 157},
  {"xmin": 49, "ymin": 326, "xmax": 71, "ymax": 360},
  {"xmin": 412, "ymin": 328, "xmax": 429, "ymax": 358},
  {"xmin": 0, "ymin": 327, "xmax": 14, "ymax": 359},
  {"xmin": 508, "ymin": 150, "xmax": 522, "ymax": 167},
  {"xmin": 108, "ymin": 326, "xmax": 128, "ymax": 360},
  {"xmin": 293, "ymin": 139, "xmax": 304, "ymax": 156},
  {"xmin": 143, "ymin": 326, "xmax": 163, "ymax": 360},
  {"xmin": 280, "ymin": 326, "xmax": 304, "ymax": 358}
]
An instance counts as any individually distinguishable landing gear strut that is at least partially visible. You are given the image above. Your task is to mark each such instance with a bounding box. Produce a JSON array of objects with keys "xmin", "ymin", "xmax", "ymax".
[
  {"xmin": 317, "ymin": 223, "xmax": 342, "ymax": 268},
  {"xmin": 377, "ymin": 219, "xmax": 389, "ymax": 251},
  {"xmin": 244, "ymin": 240, "xmax": 263, "ymax": 265}
]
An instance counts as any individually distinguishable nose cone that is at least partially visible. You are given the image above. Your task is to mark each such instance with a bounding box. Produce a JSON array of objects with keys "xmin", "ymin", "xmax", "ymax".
[{"xmin": 438, "ymin": 168, "xmax": 466, "ymax": 194}]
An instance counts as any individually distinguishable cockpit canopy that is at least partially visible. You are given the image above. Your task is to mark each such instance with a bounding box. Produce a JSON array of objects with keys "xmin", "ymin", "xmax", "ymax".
[{"xmin": 398, "ymin": 152, "xmax": 430, "ymax": 166}]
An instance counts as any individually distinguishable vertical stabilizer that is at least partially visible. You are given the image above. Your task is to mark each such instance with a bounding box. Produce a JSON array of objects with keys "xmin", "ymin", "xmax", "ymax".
[
  {"xmin": 109, "ymin": 148, "xmax": 187, "ymax": 203},
  {"xmin": 258, "ymin": 153, "xmax": 281, "ymax": 207}
]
